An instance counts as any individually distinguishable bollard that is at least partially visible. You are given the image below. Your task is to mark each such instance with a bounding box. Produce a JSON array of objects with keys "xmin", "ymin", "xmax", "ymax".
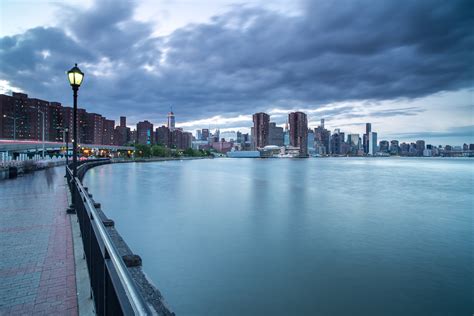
[{"xmin": 8, "ymin": 166, "xmax": 18, "ymax": 179}]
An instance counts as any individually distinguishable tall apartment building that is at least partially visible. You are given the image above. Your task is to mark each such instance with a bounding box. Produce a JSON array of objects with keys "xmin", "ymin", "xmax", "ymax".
[
  {"xmin": 137, "ymin": 120, "xmax": 154, "ymax": 145},
  {"xmin": 102, "ymin": 119, "xmax": 115, "ymax": 145},
  {"xmin": 252, "ymin": 112, "xmax": 270, "ymax": 149},
  {"xmin": 114, "ymin": 116, "xmax": 130, "ymax": 146},
  {"xmin": 288, "ymin": 111, "xmax": 308, "ymax": 157},
  {"xmin": 156, "ymin": 125, "xmax": 171, "ymax": 147}
]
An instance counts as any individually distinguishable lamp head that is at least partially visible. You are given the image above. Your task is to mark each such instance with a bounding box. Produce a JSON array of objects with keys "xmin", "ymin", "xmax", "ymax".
[{"xmin": 67, "ymin": 63, "xmax": 84, "ymax": 87}]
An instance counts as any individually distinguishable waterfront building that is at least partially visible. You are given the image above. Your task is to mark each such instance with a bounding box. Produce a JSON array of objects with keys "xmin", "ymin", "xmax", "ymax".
[
  {"xmin": 400, "ymin": 142, "xmax": 410, "ymax": 155},
  {"xmin": 102, "ymin": 119, "xmax": 115, "ymax": 145},
  {"xmin": 307, "ymin": 130, "xmax": 315, "ymax": 151},
  {"xmin": 252, "ymin": 112, "xmax": 270, "ymax": 149},
  {"xmin": 368, "ymin": 132, "xmax": 378, "ymax": 155},
  {"xmin": 379, "ymin": 140, "xmax": 389, "ymax": 153},
  {"xmin": 347, "ymin": 134, "xmax": 360, "ymax": 154},
  {"xmin": 211, "ymin": 139, "xmax": 233, "ymax": 153},
  {"xmin": 330, "ymin": 129, "xmax": 345, "ymax": 155},
  {"xmin": 416, "ymin": 140, "xmax": 425, "ymax": 156},
  {"xmin": 0, "ymin": 92, "xmax": 117, "ymax": 145},
  {"xmin": 85, "ymin": 113, "xmax": 104, "ymax": 145},
  {"xmin": 288, "ymin": 111, "xmax": 308, "ymax": 157},
  {"xmin": 49, "ymin": 102, "xmax": 64, "ymax": 142},
  {"xmin": 268, "ymin": 122, "xmax": 284, "ymax": 146},
  {"xmin": 137, "ymin": 120, "xmax": 154, "ymax": 145},
  {"xmin": 390, "ymin": 140, "xmax": 399, "ymax": 155},
  {"xmin": 363, "ymin": 123, "xmax": 372, "ymax": 154}
]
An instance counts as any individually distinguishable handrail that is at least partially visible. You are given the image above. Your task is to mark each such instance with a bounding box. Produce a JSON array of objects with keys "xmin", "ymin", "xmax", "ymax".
[{"xmin": 67, "ymin": 163, "xmax": 151, "ymax": 315}]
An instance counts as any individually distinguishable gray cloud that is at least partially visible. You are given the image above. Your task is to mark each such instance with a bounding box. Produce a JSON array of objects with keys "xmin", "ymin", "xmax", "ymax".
[
  {"xmin": 390, "ymin": 125, "xmax": 474, "ymax": 139},
  {"xmin": 0, "ymin": 0, "xmax": 472, "ymax": 125}
]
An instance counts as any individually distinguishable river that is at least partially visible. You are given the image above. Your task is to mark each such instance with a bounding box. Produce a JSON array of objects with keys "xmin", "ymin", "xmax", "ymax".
[{"xmin": 84, "ymin": 158, "xmax": 473, "ymax": 316}]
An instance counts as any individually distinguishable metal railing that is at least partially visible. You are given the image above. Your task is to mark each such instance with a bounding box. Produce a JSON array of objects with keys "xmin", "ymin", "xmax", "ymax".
[{"xmin": 67, "ymin": 161, "xmax": 152, "ymax": 315}]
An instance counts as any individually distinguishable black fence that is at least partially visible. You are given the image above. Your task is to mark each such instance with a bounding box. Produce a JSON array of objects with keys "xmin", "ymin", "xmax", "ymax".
[{"xmin": 67, "ymin": 161, "xmax": 152, "ymax": 315}]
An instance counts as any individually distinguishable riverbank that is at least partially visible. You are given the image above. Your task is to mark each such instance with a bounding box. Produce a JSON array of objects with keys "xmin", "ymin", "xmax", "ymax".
[{"xmin": 0, "ymin": 158, "xmax": 66, "ymax": 180}]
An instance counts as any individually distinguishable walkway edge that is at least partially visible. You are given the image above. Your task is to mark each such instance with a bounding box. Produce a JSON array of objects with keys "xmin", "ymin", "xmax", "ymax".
[{"xmin": 66, "ymin": 179, "xmax": 95, "ymax": 316}]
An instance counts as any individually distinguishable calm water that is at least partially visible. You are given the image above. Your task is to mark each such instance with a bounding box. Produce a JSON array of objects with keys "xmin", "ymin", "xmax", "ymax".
[{"xmin": 84, "ymin": 158, "xmax": 473, "ymax": 316}]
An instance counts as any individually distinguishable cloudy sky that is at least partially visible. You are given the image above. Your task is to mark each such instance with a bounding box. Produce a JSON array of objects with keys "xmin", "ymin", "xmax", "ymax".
[{"xmin": 0, "ymin": 0, "xmax": 473, "ymax": 145}]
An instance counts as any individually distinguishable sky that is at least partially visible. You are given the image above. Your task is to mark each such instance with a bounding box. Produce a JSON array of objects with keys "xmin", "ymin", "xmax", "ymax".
[{"xmin": 0, "ymin": 0, "xmax": 473, "ymax": 145}]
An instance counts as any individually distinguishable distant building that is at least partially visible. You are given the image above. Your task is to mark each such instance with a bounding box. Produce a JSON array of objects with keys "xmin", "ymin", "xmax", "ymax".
[
  {"xmin": 347, "ymin": 134, "xmax": 360, "ymax": 154},
  {"xmin": 268, "ymin": 122, "xmax": 284, "ymax": 146},
  {"xmin": 379, "ymin": 140, "xmax": 389, "ymax": 153},
  {"xmin": 368, "ymin": 132, "xmax": 377, "ymax": 155},
  {"xmin": 314, "ymin": 119, "xmax": 330, "ymax": 155},
  {"xmin": 167, "ymin": 110, "xmax": 175, "ymax": 131},
  {"xmin": 390, "ymin": 140, "xmax": 399, "ymax": 155},
  {"xmin": 307, "ymin": 130, "xmax": 315, "ymax": 151},
  {"xmin": 85, "ymin": 113, "xmax": 104, "ymax": 144},
  {"xmin": 156, "ymin": 125, "xmax": 170, "ymax": 147},
  {"xmin": 288, "ymin": 111, "xmax": 308, "ymax": 157},
  {"xmin": 330, "ymin": 129, "xmax": 344, "ymax": 155},
  {"xmin": 363, "ymin": 123, "xmax": 372, "ymax": 154},
  {"xmin": 120, "ymin": 116, "xmax": 127, "ymax": 128},
  {"xmin": 102, "ymin": 119, "xmax": 115, "ymax": 145},
  {"xmin": 137, "ymin": 120, "xmax": 154, "ymax": 145},
  {"xmin": 283, "ymin": 122, "xmax": 290, "ymax": 146},
  {"xmin": 114, "ymin": 116, "xmax": 130, "ymax": 146},
  {"xmin": 416, "ymin": 140, "xmax": 425, "ymax": 156},
  {"xmin": 201, "ymin": 128, "xmax": 209, "ymax": 141},
  {"xmin": 252, "ymin": 112, "xmax": 270, "ymax": 149},
  {"xmin": 196, "ymin": 130, "xmax": 202, "ymax": 141}
]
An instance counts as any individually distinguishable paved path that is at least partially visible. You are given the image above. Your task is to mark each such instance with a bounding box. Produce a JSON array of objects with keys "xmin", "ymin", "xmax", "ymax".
[{"xmin": 0, "ymin": 167, "xmax": 78, "ymax": 315}]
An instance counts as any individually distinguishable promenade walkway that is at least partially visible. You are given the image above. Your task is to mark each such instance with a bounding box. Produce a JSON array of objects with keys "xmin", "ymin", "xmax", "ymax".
[{"xmin": 0, "ymin": 167, "xmax": 78, "ymax": 315}]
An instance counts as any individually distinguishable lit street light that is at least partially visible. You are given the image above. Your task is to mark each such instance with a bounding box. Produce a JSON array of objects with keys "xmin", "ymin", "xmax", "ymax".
[{"xmin": 67, "ymin": 63, "xmax": 84, "ymax": 179}]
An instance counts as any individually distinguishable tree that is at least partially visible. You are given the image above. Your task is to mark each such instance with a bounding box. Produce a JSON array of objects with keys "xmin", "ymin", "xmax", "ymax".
[{"xmin": 135, "ymin": 144, "xmax": 151, "ymax": 157}]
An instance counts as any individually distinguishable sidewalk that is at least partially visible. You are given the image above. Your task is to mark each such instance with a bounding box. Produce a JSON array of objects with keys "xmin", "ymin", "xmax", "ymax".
[{"xmin": 0, "ymin": 167, "xmax": 78, "ymax": 315}]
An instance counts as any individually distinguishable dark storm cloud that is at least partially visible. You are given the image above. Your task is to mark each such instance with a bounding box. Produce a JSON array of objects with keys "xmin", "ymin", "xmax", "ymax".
[{"xmin": 0, "ymin": 0, "xmax": 472, "ymax": 124}]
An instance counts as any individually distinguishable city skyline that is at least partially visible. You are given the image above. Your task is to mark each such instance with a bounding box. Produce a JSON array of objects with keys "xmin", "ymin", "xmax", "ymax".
[{"xmin": 0, "ymin": 0, "xmax": 473, "ymax": 145}]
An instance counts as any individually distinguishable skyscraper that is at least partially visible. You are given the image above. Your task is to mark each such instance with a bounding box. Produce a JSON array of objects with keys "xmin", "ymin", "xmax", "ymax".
[
  {"xmin": 167, "ymin": 109, "xmax": 175, "ymax": 131},
  {"xmin": 252, "ymin": 112, "xmax": 270, "ymax": 149},
  {"xmin": 314, "ymin": 118, "xmax": 330, "ymax": 155},
  {"xmin": 368, "ymin": 132, "xmax": 378, "ymax": 155},
  {"xmin": 288, "ymin": 111, "xmax": 308, "ymax": 157},
  {"xmin": 363, "ymin": 123, "xmax": 372, "ymax": 154}
]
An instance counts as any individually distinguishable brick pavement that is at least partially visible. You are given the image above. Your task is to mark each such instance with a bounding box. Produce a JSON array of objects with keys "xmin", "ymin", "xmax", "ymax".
[{"xmin": 0, "ymin": 167, "xmax": 78, "ymax": 315}]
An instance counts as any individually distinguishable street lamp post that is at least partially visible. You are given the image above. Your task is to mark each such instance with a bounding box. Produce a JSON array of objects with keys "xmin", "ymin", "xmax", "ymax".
[
  {"xmin": 67, "ymin": 63, "xmax": 84, "ymax": 179},
  {"xmin": 56, "ymin": 126, "xmax": 69, "ymax": 176},
  {"xmin": 3, "ymin": 114, "xmax": 21, "ymax": 140}
]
